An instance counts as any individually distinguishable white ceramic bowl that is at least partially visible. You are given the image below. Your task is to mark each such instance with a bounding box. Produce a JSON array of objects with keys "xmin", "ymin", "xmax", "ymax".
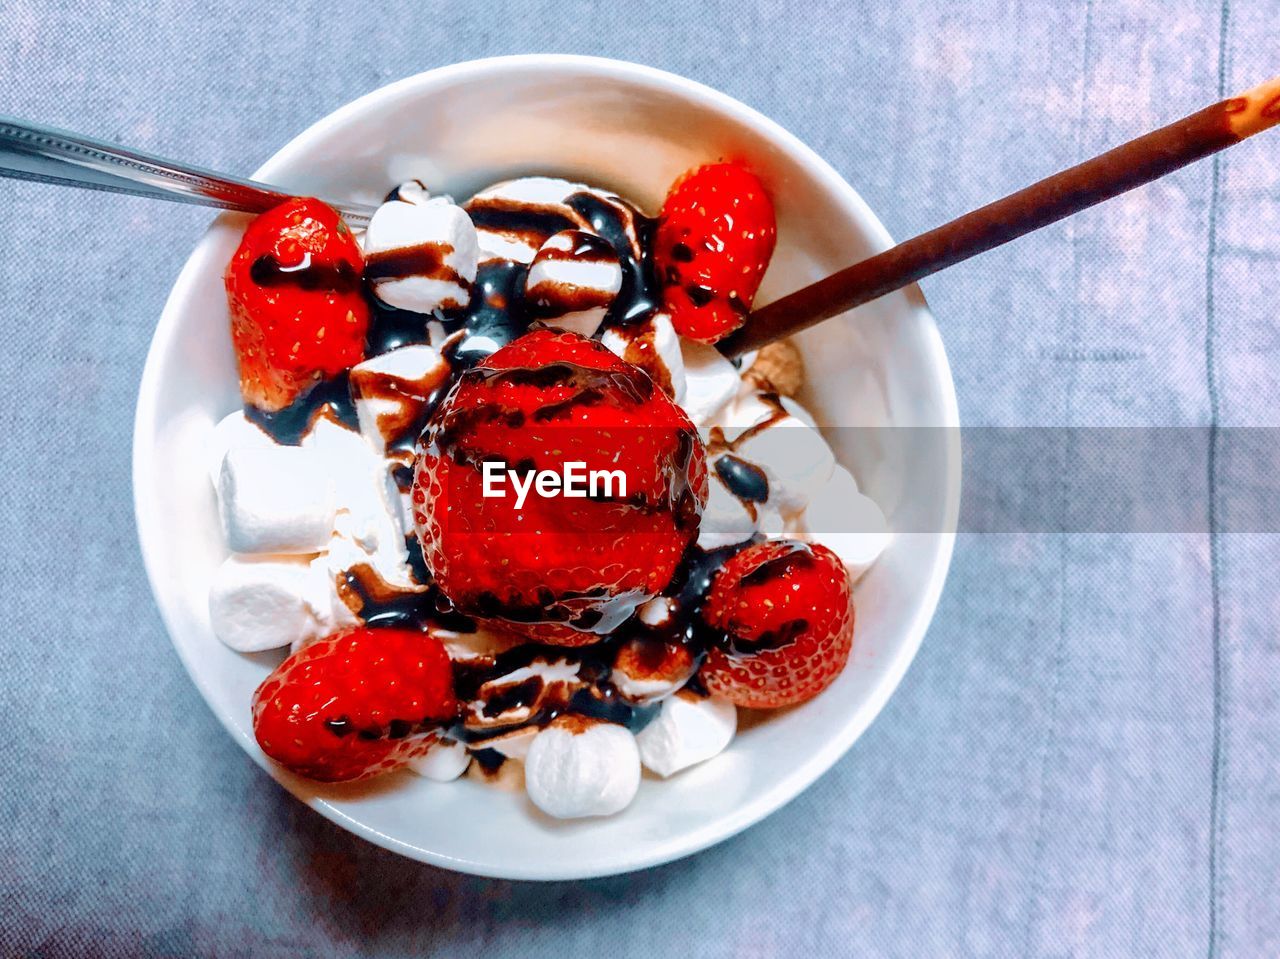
[{"xmin": 133, "ymin": 55, "xmax": 959, "ymax": 880}]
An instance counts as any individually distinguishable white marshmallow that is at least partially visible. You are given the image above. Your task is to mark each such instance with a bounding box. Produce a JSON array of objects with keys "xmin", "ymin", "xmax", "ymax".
[
  {"xmin": 714, "ymin": 389, "xmax": 781, "ymax": 441},
  {"xmin": 407, "ymin": 739, "xmax": 471, "ymax": 782},
  {"xmin": 611, "ymin": 631, "xmax": 697, "ymax": 704},
  {"xmin": 364, "ymin": 197, "xmax": 479, "ymax": 314},
  {"xmin": 476, "ymin": 726, "xmax": 539, "ymax": 761},
  {"xmin": 349, "ymin": 345, "xmax": 450, "ymax": 452},
  {"xmin": 680, "ymin": 339, "xmax": 740, "ymax": 426},
  {"xmin": 613, "ymin": 672, "xmax": 681, "ymax": 703},
  {"xmin": 697, "ymin": 475, "xmax": 758, "ymax": 550},
  {"xmin": 733, "ymin": 406, "xmax": 835, "ymax": 514},
  {"xmin": 217, "ymin": 446, "xmax": 335, "ymax": 554},
  {"xmin": 524, "ymin": 719, "xmax": 641, "ymax": 819},
  {"xmin": 636, "ymin": 692, "xmax": 737, "ymax": 778},
  {"xmin": 467, "ymin": 177, "xmax": 591, "ymax": 264},
  {"xmin": 602, "ymin": 313, "xmax": 686, "ymax": 403},
  {"xmin": 322, "ymin": 525, "xmax": 414, "ymax": 595},
  {"xmin": 526, "ymin": 231, "xmax": 622, "ymax": 338},
  {"xmin": 466, "ymin": 178, "xmax": 645, "ymax": 270},
  {"xmin": 305, "ymin": 419, "xmax": 410, "ymax": 583},
  {"xmin": 797, "ymin": 466, "xmax": 891, "ymax": 579},
  {"xmin": 389, "ymin": 179, "xmax": 431, "ymax": 205},
  {"xmin": 637, "ymin": 596, "xmax": 677, "ymax": 628},
  {"xmin": 473, "ymin": 175, "xmax": 580, "ymax": 206},
  {"xmin": 780, "ymin": 395, "xmax": 818, "ymax": 427},
  {"xmin": 304, "ymin": 545, "xmax": 363, "ymax": 630},
  {"xmin": 209, "ymin": 554, "xmax": 334, "ymax": 652},
  {"xmin": 207, "ymin": 411, "xmax": 275, "ymax": 488},
  {"xmin": 468, "ymin": 658, "xmax": 584, "ymax": 730},
  {"xmin": 430, "ymin": 624, "xmax": 525, "ymax": 664},
  {"xmin": 757, "ymin": 504, "xmax": 787, "ymax": 538}
]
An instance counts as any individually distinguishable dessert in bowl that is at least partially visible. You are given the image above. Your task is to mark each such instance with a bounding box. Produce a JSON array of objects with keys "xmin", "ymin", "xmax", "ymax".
[{"xmin": 133, "ymin": 55, "xmax": 959, "ymax": 879}]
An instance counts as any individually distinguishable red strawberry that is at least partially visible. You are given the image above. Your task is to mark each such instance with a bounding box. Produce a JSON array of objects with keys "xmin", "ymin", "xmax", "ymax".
[
  {"xmin": 652, "ymin": 163, "xmax": 777, "ymax": 344},
  {"xmin": 251, "ymin": 626, "xmax": 457, "ymax": 782},
  {"xmin": 224, "ymin": 197, "xmax": 370, "ymax": 412},
  {"xmin": 699, "ymin": 540, "xmax": 853, "ymax": 709},
  {"xmin": 413, "ymin": 329, "xmax": 708, "ymax": 645}
]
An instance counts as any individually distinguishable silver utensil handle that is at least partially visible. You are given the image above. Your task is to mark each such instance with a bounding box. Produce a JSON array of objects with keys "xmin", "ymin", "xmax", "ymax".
[{"xmin": 0, "ymin": 116, "xmax": 376, "ymax": 226}]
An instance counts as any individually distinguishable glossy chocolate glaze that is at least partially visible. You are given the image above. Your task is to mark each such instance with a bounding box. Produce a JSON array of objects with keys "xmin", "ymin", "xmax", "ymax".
[
  {"xmin": 249, "ymin": 253, "xmax": 362, "ymax": 294},
  {"xmin": 443, "ymin": 260, "xmax": 531, "ymax": 367},
  {"xmin": 715, "ymin": 454, "xmax": 769, "ymax": 503},
  {"xmin": 365, "ymin": 298, "xmax": 434, "ymax": 354},
  {"xmin": 565, "ymin": 191, "xmax": 659, "ymax": 327},
  {"xmin": 365, "ymin": 241, "xmax": 468, "ymax": 292},
  {"xmin": 702, "ymin": 392, "xmax": 789, "ymax": 517},
  {"xmin": 244, "ymin": 374, "xmax": 359, "ymax": 446},
  {"xmin": 449, "ymin": 636, "xmax": 662, "ymax": 751}
]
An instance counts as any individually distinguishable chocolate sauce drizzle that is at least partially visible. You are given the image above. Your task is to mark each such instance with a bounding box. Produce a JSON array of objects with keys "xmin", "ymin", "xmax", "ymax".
[
  {"xmin": 448, "ymin": 637, "xmax": 662, "ymax": 748},
  {"xmin": 701, "ymin": 392, "xmax": 790, "ymax": 515},
  {"xmin": 715, "ymin": 454, "xmax": 769, "ymax": 503},
  {"xmin": 365, "ymin": 241, "xmax": 468, "ymax": 292},
  {"xmin": 564, "ymin": 192, "xmax": 660, "ymax": 327},
  {"xmin": 249, "ymin": 253, "xmax": 362, "ymax": 294},
  {"xmin": 442, "ymin": 260, "xmax": 532, "ymax": 367},
  {"xmin": 243, "ymin": 373, "xmax": 359, "ymax": 446},
  {"xmin": 526, "ymin": 231, "xmax": 621, "ymax": 318}
]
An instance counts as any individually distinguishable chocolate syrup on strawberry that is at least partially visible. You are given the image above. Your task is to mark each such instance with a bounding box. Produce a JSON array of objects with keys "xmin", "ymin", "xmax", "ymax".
[
  {"xmin": 711, "ymin": 542, "xmax": 817, "ymax": 658},
  {"xmin": 738, "ymin": 540, "xmax": 815, "ymax": 585},
  {"xmin": 249, "ymin": 253, "xmax": 362, "ymax": 294},
  {"xmin": 426, "ymin": 356, "xmax": 703, "ymax": 540},
  {"xmin": 723, "ymin": 619, "xmax": 808, "ymax": 656}
]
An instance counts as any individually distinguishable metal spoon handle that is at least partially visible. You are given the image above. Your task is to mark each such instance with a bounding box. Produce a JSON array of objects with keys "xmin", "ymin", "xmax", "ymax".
[{"xmin": 0, "ymin": 115, "xmax": 376, "ymax": 226}]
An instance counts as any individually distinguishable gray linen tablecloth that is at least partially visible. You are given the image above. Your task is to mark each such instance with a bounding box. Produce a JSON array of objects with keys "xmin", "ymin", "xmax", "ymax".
[{"xmin": 2, "ymin": 1, "xmax": 1276, "ymax": 955}]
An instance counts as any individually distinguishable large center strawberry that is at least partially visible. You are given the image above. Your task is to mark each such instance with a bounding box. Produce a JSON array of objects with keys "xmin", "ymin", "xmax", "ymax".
[{"xmin": 412, "ymin": 330, "xmax": 708, "ymax": 645}]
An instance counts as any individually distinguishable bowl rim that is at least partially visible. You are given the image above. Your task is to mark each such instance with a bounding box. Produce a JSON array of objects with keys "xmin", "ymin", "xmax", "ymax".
[{"xmin": 132, "ymin": 53, "xmax": 961, "ymax": 880}]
